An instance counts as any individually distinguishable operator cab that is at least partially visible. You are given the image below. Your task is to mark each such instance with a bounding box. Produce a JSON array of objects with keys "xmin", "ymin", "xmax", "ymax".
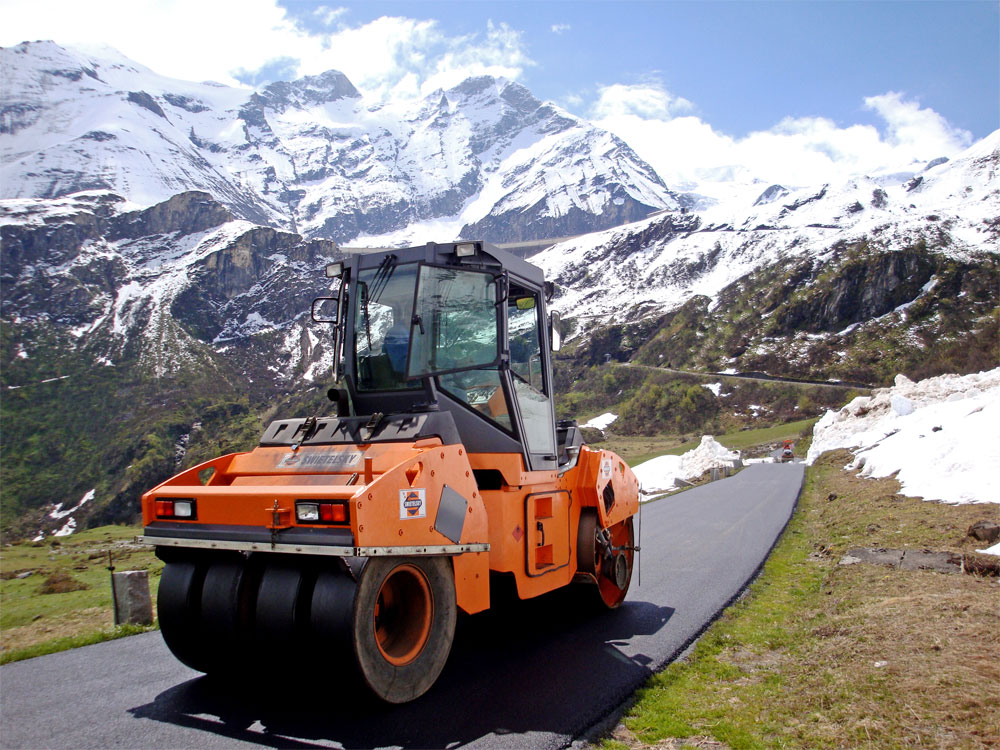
[{"xmin": 321, "ymin": 242, "xmax": 569, "ymax": 472}]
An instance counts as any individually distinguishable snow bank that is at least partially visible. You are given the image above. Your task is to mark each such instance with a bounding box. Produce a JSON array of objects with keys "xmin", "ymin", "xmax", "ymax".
[
  {"xmin": 633, "ymin": 436, "xmax": 741, "ymax": 499},
  {"xmin": 807, "ymin": 368, "xmax": 1000, "ymax": 505},
  {"xmin": 702, "ymin": 382, "xmax": 722, "ymax": 397},
  {"xmin": 581, "ymin": 412, "xmax": 618, "ymax": 430}
]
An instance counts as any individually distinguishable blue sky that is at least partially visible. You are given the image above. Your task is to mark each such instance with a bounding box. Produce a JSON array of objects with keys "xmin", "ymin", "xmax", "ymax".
[
  {"xmin": 3, "ymin": 0, "xmax": 997, "ymax": 187},
  {"xmin": 278, "ymin": 1, "xmax": 998, "ymax": 141}
]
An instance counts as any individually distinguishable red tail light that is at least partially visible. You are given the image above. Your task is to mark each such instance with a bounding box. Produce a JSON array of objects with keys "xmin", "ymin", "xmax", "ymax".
[
  {"xmin": 155, "ymin": 498, "xmax": 196, "ymax": 519},
  {"xmin": 320, "ymin": 503, "xmax": 347, "ymax": 523},
  {"xmin": 296, "ymin": 501, "xmax": 348, "ymax": 524}
]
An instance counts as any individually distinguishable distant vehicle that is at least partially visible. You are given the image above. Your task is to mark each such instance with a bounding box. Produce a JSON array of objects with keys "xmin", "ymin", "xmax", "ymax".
[{"xmin": 780, "ymin": 439, "xmax": 794, "ymax": 462}]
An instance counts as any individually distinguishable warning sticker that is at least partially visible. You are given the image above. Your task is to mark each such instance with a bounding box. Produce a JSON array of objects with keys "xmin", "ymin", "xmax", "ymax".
[
  {"xmin": 600, "ymin": 458, "xmax": 613, "ymax": 479},
  {"xmin": 277, "ymin": 450, "xmax": 362, "ymax": 469},
  {"xmin": 399, "ymin": 489, "xmax": 427, "ymax": 520}
]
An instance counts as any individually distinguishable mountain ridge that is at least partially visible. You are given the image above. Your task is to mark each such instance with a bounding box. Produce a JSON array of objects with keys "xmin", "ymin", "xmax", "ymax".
[{"xmin": 1, "ymin": 40, "xmax": 678, "ymax": 244}]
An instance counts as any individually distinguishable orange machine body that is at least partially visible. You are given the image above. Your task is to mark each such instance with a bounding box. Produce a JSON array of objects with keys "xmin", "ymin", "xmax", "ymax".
[
  {"xmin": 142, "ymin": 440, "xmax": 638, "ymax": 615},
  {"xmin": 141, "ymin": 240, "xmax": 642, "ymax": 703}
]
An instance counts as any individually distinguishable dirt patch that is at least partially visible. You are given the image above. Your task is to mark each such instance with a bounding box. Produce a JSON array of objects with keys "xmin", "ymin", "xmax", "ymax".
[
  {"xmin": 0, "ymin": 569, "xmax": 36, "ymax": 580},
  {"xmin": 0, "ymin": 607, "xmax": 113, "ymax": 654},
  {"xmin": 37, "ymin": 571, "xmax": 89, "ymax": 594},
  {"xmin": 609, "ymin": 724, "xmax": 730, "ymax": 749}
]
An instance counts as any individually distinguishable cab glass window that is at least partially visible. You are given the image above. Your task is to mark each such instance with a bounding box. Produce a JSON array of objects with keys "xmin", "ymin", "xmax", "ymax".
[
  {"xmin": 507, "ymin": 289, "xmax": 555, "ymax": 455},
  {"xmin": 407, "ymin": 265, "xmax": 500, "ymax": 379},
  {"xmin": 354, "ymin": 263, "xmax": 421, "ymax": 391}
]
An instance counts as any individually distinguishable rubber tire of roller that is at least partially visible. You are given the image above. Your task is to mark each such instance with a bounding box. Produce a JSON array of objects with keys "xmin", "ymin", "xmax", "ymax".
[
  {"xmin": 595, "ymin": 517, "xmax": 634, "ymax": 610},
  {"xmin": 255, "ymin": 562, "xmax": 310, "ymax": 647},
  {"xmin": 576, "ymin": 509, "xmax": 599, "ymax": 575},
  {"xmin": 310, "ymin": 566, "xmax": 360, "ymax": 675},
  {"xmin": 199, "ymin": 559, "xmax": 255, "ymax": 672},
  {"xmin": 158, "ymin": 560, "xmax": 213, "ymax": 672},
  {"xmin": 352, "ymin": 556, "xmax": 456, "ymax": 704}
]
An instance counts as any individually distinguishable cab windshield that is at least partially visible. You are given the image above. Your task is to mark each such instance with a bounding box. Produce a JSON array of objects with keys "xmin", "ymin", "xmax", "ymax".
[{"xmin": 353, "ymin": 262, "xmax": 420, "ymax": 391}]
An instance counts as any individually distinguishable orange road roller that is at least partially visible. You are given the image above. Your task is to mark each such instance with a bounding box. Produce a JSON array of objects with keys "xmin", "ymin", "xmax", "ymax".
[{"xmin": 140, "ymin": 241, "xmax": 639, "ymax": 702}]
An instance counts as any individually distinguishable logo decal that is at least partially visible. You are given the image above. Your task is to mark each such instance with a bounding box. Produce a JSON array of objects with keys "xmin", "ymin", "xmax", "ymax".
[
  {"xmin": 600, "ymin": 458, "xmax": 613, "ymax": 479},
  {"xmin": 399, "ymin": 489, "xmax": 427, "ymax": 519},
  {"xmin": 278, "ymin": 451, "xmax": 362, "ymax": 469}
]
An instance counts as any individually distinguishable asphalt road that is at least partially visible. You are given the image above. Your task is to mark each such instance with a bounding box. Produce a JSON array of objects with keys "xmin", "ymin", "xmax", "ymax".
[{"xmin": 0, "ymin": 462, "xmax": 804, "ymax": 750}]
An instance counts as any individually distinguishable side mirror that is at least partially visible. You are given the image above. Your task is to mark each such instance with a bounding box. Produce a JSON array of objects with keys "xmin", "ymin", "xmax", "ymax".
[
  {"xmin": 311, "ymin": 296, "xmax": 339, "ymax": 323},
  {"xmin": 549, "ymin": 310, "xmax": 562, "ymax": 352}
]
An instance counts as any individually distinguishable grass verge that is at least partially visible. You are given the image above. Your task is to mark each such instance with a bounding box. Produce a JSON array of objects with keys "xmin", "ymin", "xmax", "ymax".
[
  {"xmin": 0, "ymin": 524, "xmax": 162, "ymax": 661},
  {"xmin": 0, "ymin": 623, "xmax": 157, "ymax": 665},
  {"xmin": 605, "ymin": 450, "xmax": 1000, "ymax": 749}
]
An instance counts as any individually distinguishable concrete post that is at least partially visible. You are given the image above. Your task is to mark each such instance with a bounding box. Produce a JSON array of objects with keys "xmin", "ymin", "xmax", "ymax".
[{"xmin": 112, "ymin": 570, "xmax": 153, "ymax": 626}]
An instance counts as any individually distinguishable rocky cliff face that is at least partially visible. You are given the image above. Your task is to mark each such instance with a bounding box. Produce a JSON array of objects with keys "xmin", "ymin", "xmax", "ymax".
[
  {"xmin": 623, "ymin": 243, "xmax": 999, "ymax": 386},
  {"xmin": 1, "ymin": 190, "xmax": 343, "ymax": 539},
  {"xmin": 1, "ymin": 41, "xmax": 678, "ymax": 245}
]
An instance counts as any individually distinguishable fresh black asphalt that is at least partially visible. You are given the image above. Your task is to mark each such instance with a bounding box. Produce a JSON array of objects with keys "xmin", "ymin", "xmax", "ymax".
[{"xmin": 0, "ymin": 462, "xmax": 804, "ymax": 749}]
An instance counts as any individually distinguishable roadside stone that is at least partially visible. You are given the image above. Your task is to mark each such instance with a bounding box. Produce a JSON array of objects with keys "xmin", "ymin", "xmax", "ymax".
[
  {"xmin": 967, "ymin": 520, "xmax": 1000, "ymax": 544},
  {"xmin": 840, "ymin": 547, "xmax": 966, "ymax": 575},
  {"xmin": 112, "ymin": 570, "xmax": 153, "ymax": 625},
  {"xmin": 899, "ymin": 549, "xmax": 963, "ymax": 574},
  {"xmin": 841, "ymin": 547, "xmax": 904, "ymax": 568}
]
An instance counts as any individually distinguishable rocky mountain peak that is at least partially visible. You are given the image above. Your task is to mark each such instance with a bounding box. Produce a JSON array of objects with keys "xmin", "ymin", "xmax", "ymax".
[
  {"xmin": 109, "ymin": 191, "xmax": 234, "ymax": 240},
  {"xmin": 753, "ymin": 184, "xmax": 789, "ymax": 206},
  {"xmin": 259, "ymin": 69, "xmax": 361, "ymax": 112},
  {"xmin": 1, "ymin": 42, "xmax": 679, "ymax": 245}
]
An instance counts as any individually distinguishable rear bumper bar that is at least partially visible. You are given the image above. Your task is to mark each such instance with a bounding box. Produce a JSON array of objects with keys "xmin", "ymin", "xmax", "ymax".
[{"xmin": 137, "ymin": 534, "xmax": 488, "ymax": 558}]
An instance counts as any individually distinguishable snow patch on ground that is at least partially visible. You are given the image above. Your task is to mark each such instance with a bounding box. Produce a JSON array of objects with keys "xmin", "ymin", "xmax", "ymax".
[
  {"xmin": 49, "ymin": 489, "xmax": 94, "ymax": 520},
  {"xmin": 702, "ymin": 382, "xmax": 722, "ymax": 397},
  {"xmin": 581, "ymin": 412, "xmax": 618, "ymax": 430},
  {"xmin": 633, "ymin": 436, "xmax": 741, "ymax": 499},
  {"xmin": 807, "ymin": 368, "xmax": 1000, "ymax": 505}
]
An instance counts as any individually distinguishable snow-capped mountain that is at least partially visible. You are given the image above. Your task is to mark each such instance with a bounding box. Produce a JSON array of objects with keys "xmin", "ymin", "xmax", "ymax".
[
  {"xmin": 1, "ymin": 41, "xmax": 678, "ymax": 244},
  {"xmin": 537, "ymin": 130, "xmax": 998, "ymax": 390},
  {"xmin": 537, "ymin": 130, "xmax": 1000, "ymax": 322}
]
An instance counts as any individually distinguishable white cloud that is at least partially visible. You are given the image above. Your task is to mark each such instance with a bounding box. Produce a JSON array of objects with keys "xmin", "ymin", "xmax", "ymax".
[
  {"xmin": 308, "ymin": 5, "xmax": 348, "ymax": 30},
  {"xmin": 551, "ymin": 23, "xmax": 571, "ymax": 35},
  {"xmin": 591, "ymin": 82, "xmax": 974, "ymax": 190},
  {"xmin": 0, "ymin": 0, "xmax": 531, "ymax": 100},
  {"xmin": 864, "ymin": 91, "xmax": 973, "ymax": 156},
  {"xmin": 592, "ymin": 82, "xmax": 693, "ymax": 120},
  {"xmin": 416, "ymin": 21, "xmax": 532, "ymax": 96}
]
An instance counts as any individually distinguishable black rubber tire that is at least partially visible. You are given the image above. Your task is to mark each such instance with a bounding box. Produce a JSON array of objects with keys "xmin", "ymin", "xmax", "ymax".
[
  {"xmin": 255, "ymin": 562, "xmax": 312, "ymax": 647},
  {"xmin": 351, "ymin": 556, "xmax": 456, "ymax": 703},
  {"xmin": 576, "ymin": 509, "xmax": 599, "ymax": 576},
  {"xmin": 158, "ymin": 560, "xmax": 212, "ymax": 672},
  {"xmin": 310, "ymin": 566, "xmax": 361, "ymax": 675},
  {"xmin": 199, "ymin": 559, "xmax": 255, "ymax": 671},
  {"xmin": 595, "ymin": 517, "xmax": 634, "ymax": 609}
]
